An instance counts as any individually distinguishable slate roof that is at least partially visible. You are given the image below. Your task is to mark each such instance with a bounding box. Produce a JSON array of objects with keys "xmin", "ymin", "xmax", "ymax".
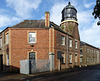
[
  {"xmin": 80, "ymin": 41, "xmax": 100, "ymax": 50},
  {"xmin": 11, "ymin": 20, "xmax": 45, "ymax": 28},
  {"xmin": 10, "ymin": 19, "xmax": 73, "ymax": 37},
  {"xmin": 11, "ymin": 19, "xmax": 61, "ymax": 29}
]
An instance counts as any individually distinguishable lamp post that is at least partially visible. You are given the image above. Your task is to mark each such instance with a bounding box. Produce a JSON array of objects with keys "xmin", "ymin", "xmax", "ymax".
[{"xmin": 92, "ymin": 0, "xmax": 100, "ymax": 25}]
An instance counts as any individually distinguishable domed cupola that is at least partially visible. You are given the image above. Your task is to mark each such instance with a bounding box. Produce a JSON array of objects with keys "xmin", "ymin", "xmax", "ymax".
[
  {"xmin": 60, "ymin": 2, "xmax": 80, "ymax": 40},
  {"xmin": 61, "ymin": 2, "xmax": 77, "ymax": 22}
]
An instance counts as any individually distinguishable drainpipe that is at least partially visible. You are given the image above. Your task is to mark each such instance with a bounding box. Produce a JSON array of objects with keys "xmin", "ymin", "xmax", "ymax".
[{"xmin": 66, "ymin": 33, "xmax": 69, "ymax": 68}]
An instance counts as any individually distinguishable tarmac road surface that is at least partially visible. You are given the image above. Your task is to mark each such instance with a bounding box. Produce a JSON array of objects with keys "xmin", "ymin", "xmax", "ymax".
[{"xmin": 22, "ymin": 65, "xmax": 100, "ymax": 81}]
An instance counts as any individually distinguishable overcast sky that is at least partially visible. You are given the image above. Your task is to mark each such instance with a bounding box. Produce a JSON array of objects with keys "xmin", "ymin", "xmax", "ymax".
[{"xmin": 0, "ymin": 0, "xmax": 100, "ymax": 48}]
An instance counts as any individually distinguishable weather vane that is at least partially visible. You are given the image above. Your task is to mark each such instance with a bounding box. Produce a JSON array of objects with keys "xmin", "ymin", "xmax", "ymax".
[{"xmin": 92, "ymin": 0, "xmax": 100, "ymax": 25}]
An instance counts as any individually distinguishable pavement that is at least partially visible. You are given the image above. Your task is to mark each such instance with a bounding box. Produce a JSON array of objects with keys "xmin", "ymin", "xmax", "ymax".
[
  {"xmin": 0, "ymin": 65, "xmax": 100, "ymax": 81},
  {"xmin": 0, "ymin": 72, "xmax": 27, "ymax": 81}
]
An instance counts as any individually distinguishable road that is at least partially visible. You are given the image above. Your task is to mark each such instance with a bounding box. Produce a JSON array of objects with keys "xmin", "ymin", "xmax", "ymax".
[{"xmin": 22, "ymin": 65, "xmax": 100, "ymax": 81}]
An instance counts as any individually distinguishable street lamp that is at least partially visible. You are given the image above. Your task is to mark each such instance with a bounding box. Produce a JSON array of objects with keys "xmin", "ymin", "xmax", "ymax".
[{"xmin": 92, "ymin": 0, "xmax": 100, "ymax": 25}]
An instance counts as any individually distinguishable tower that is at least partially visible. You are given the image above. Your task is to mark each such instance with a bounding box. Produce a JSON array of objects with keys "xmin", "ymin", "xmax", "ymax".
[{"xmin": 60, "ymin": 2, "xmax": 80, "ymax": 40}]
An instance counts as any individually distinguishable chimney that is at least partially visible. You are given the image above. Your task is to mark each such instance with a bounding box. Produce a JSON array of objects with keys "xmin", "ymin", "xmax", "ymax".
[{"xmin": 45, "ymin": 11, "xmax": 50, "ymax": 27}]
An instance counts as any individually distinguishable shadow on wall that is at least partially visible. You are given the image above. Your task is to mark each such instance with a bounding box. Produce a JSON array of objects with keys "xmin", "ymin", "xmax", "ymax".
[{"xmin": 1, "ymin": 65, "xmax": 20, "ymax": 73}]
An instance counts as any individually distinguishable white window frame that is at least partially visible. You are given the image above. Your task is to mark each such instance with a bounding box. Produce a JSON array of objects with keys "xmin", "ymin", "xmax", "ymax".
[
  {"xmin": 6, "ymin": 33, "xmax": 9, "ymax": 45},
  {"xmin": 69, "ymin": 39, "xmax": 72, "ymax": 47},
  {"xmin": 29, "ymin": 32, "xmax": 36, "ymax": 44},
  {"xmin": 61, "ymin": 35, "xmax": 65, "ymax": 45}
]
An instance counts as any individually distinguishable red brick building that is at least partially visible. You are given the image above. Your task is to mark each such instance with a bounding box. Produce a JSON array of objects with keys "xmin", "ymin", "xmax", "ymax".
[{"xmin": 0, "ymin": 2, "xmax": 80, "ymax": 72}]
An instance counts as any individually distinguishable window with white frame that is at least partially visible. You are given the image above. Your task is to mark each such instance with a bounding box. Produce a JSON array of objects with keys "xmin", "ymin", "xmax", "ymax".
[
  {"xmin": 29, "ymin": 32, "xmax": 36, "ymax": 43},
  {"xmin": 75, "ymin": 54, "xmax": 78, "ymax": 63},
  {"xmin": 6, "ymin": 33, "xmax": 9, "ymax": 45},
  {"xmin": 69, "ymin": 39, "xmax": 72, "ymax": 47},
  {"xmin": 7, "ymin": 53, "xmax": 9, "ymax": 66},
  {"xmin": 69, "ymin": 54, "xmax": 72, "ymax": 63},
  {"xmin": 75, "ymin": 41, "xmax": 78, "ymax": 49},
  {"xmin": 0, "ymin": 38, "xmax": 2, "ymax": 48},
  {"xmin": 61, "ymin": 53, "xmax": 65, "ymax": 63},
  {"xmin": 61, "ymin": 35, "xmax": 65, "ymax": 45},
  {"xmin": 80, "ymin": 57, "xmax": 82, "ymax": 63}
]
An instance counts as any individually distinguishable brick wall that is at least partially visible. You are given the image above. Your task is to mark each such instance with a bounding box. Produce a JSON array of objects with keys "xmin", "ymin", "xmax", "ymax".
[
  {"xmin": 10, "ymin": 28, "xmax": 49, "ymax": 71},
  {"xmin": 54, "ymin": 29, "xmax": 80, "ymax": 69}
]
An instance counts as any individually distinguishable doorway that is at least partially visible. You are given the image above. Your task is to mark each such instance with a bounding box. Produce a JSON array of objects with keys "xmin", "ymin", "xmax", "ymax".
[
  {"xmin": 29, "ymin": 52, "xmax": 36, "ymax": 73},
  {"xmin": 0, "ymin": 55, "xmax": 3, "ymax": 71}
]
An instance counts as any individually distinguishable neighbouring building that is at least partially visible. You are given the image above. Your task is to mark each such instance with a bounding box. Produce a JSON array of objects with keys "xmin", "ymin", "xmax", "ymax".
[
  {"xmin": 80, "ymin": 41, "xmax": 100, "ymax": 66},
  {"xmin": 0, "ymin": 2, "xmax": 80, "ymax": 72}
]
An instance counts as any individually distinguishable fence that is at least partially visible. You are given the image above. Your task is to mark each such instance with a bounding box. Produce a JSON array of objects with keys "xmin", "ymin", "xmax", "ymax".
[
  {"xmin": 30, "ymin": 60, "xmax": 50, "ymax": 74},
  {"xmin": 20, "ymin": 59, "xmax": 50, "ymax": 74}
]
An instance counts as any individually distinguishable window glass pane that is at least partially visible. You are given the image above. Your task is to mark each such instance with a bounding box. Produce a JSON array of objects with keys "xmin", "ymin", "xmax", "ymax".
[
  {"xmin": 63, "ymin": 54, "xmax": 65, "ymax": 63},
  {"xmin": 29, "ymin": 33, "xmax": 32, "ymax": 37},
  {"xmin": 29, "ymin": 37, "xmax": 35, "ymax": 43},
  {"xmin": 29, "ymin": 33, "xmax": 36, "ymax": 37},
  {"xmin": 69, "ymin": 54, "xmax": 72, "ymax": 63},
  {"xmin": 80, "ymin": 57, "xmax": 82, "ymax": 63},
  {"xmin": 69, "ymin": 39, "xmax": 72, "ymax": 47},
  {"xmin": 29, "ymin": 52, "xmax": 36, "ymax": 60},
  {"xmin": 80, "ymin": 48, "xmax": 82, "ymax": 53},
  {"xmin": 61, "ymin": 53, "xmax": 65, "ymax": 63},
  {"xmin": 0, "ymin": 38, "xmax": 2, "ymax": 48},
  {"xmin": 29, "ymin": 32, "xmax": 36, "ymax": 43},
  {"xmin": 7, "ymin": 53, "xmax": 9, "ymax": 66},
  {"xmin": 61, "ymin": 36, "xmax": 65, "ymax": 45},
  {"xmin": 75, "ymin": 54, "xmax": 77, "ymax": 63},
  {"xmin": 75, "ymin": 41, "xmax": 78, "ymax": 49}
]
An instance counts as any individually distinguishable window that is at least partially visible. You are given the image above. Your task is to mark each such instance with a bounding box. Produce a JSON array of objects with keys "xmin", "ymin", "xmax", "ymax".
[
  {"xmin": 7, "ymin": 53, "xmax": 9, "ymax": 66},
  {"xmin": 75, "ymin": 41, "xmax": 78, "ymax": 49},
  {"xmin": 29, "ymin": 52, "xmax": 36, "ymax": 60},
  {"xmin": 29, "ymin": 32, "xmax": 36, "ymax": 43},
  {"xmin": 80, "ymin": 48, "xmax": 82, "ymax": 53},
  {"xmin": 75, "ymin": 54, "xmax": 77, "ymax": 63},
  {"xmin": 87, "ymin": 48, "xmax": 89, "ymax": 53},
  {"xmin": 6, "ymin": 33, "xmax": 9, "ymax": 45},
  {"xmin": 80, "ymin": 57, "xmax": 82, "ymax": 63},
  {"xmin": 69, "ymin": 39, "xmax": 72, "ymax": 47},
  {"xmin": 61, "ymin": 35, "xmax": 65, "ymax": 45},
  {"xmin": 87, "ymin": 57, "xmax": 89, "ymax": 63},
  {"xmin": 61, "ymin": 53, "xmax": 65, "ymax": 64},
  {"xmin": 69, "ymin": 54, "xmax": 72, "ymax": 63},
  {"xmin": 0, "ymin": 38, "xmax": 2, "ymax": 48}
]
